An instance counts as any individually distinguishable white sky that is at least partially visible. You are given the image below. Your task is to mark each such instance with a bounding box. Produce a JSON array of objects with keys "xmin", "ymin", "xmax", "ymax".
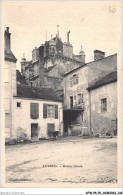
[{"xmin": 2, "ymin": 1, "xmax": 121, "ymax": 70}]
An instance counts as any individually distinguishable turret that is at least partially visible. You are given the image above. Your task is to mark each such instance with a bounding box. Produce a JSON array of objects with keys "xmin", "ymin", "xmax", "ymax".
[
  {"xmin": 21, "ymin": 53, "xmax": 26, "ymax": 76},
  {"xmin": 63, "ymin": 30, "xmax": 73, "ymax": 58},
  {"xmin": 73, "ymin": 46, "xmax": 85, "ymax": 64},
  {"xmin": 49, "ymin": 37, "xmax": 57, "ymax": 54},
  {"xmin": 79, "ymin": 46, "xmax": 85, "ymax": 63}
]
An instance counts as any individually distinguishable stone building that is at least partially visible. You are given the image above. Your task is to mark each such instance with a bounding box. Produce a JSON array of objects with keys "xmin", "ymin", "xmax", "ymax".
[
  {"xmin": 4, "ymin": 27, "xmax": 17, "ymax": 139},
  {"xmin": 63, "ymin": 51, "xmax": 117, "ymax": 136},
  {"xmin": 87, "ymin": 71, "xmax": 117, "ymax": 136},
  {"xmin": 4, "ymin": 28, "xmax": 63, "ymax": 142},
  {"xmin": 13, "ymin": 85, "xmax": 63, "ymax": 141},
  {"xmin": 21, "ymin": 30, "xmax": 85, "ymax": 95}
]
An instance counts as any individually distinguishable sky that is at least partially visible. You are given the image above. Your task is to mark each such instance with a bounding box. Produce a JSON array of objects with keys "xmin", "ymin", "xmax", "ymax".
[{"xmin": 2, "ymin": 1, "xmax": 121, "ymax": 70}]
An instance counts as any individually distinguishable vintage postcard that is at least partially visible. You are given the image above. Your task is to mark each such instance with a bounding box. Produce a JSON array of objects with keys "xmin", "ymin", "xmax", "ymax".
[{"xmin": 1, "ymin": 0, "xmax": 122, "ymax": 189}]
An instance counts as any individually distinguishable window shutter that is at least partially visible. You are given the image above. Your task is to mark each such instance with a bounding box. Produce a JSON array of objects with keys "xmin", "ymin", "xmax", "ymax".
[
  {"xmin": 30, "ymin": 103, "xmax": 39, "ymax": 119},
  {"xmin": 55, "ymin": 105, "xmax": 58, "ymax": 119},
  {"xmin": 43, "ymin": 104, "xmax": 47, "ymax": 118},
  {"xmin": 35, "ymin": 103, "xmax": 39, "ymax": 119}
]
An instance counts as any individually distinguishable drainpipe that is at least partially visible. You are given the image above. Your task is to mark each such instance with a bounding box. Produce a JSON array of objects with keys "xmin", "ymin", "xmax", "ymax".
[
  {"xmin": 30, "ymin": 81, "xmax": 33, "ymax": 96},
  {"xmin": 89, "ymin": 90, "xmax": 92, "ymax": 133},
  {"xmin": 59, "ymin": 106, "xmax": 62, "ymax": 137}
]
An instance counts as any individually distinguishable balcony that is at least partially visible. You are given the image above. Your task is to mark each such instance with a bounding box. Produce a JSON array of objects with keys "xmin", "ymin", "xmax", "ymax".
[{"xmin": 63, "ymin": 101, "xmax": 85, "ymax": 111}]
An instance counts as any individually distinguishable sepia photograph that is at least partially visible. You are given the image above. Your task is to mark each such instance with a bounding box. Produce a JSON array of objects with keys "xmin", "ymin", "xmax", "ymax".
[{"xmin": 1, "ymin": 0, "xmax": 122, "ymax": 189}]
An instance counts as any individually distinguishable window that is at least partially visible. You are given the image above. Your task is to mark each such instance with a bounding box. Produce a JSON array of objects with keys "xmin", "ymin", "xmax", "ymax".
[
  {"xmin": 47, "ymin": 105, "xmax": 54, "ymax": 118},
  {"xmin": 30, "ymin": 103, "xmax": 39, "ymax": 119},
  {"xmin": 70, "ymin": 74, "xmax": 79, "ymax": 86},
  {"xmin": 43, "ymin": 104, "xmax": 58, "ymax": 119},
  {"xmin": 73, "ymin": 74, "xmax": 78, "ymax": 84},
  {"xmin": 101, "ymin": 98, "xmax": 107, "ymax": 112},
  {"xmin": 77, "ymin": 93, "xmax": 84, "ymax": 105},
  {"xmin": 17, "ymin": 102, "xmax": 21, "ymax": 108}
]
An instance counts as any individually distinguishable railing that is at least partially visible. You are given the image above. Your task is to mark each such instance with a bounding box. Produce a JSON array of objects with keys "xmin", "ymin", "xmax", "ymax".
[{"xmin": 63, "ymin": 102, "xmax": 85, "ymax": 110}]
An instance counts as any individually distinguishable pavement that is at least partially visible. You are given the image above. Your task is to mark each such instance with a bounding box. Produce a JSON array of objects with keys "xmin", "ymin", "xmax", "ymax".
[{"xmin": 5, "ymin": 136, "xmax": 117, "ymax": 184}]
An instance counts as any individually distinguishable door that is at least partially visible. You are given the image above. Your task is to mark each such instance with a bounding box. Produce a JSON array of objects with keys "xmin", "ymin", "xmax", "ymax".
[
  {"xmin": 31, "ymin": 123, "xmax": 38, "ymax": 141},
  {"xmin": 111, "ymin": 119, "xmax": 117, "ymax": 136},
  {"xmin": 70, "ymin": 96, "xmax": 73, "ymax": 109},
  {"xmin": 47, "ymin": 123, "xmax": 55, "ymax": 137}
]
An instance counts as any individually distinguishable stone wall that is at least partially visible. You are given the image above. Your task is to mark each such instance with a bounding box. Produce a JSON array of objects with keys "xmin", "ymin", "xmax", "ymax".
[
  {"xmin": 90, "ymin": 82, "xmax": 117, "ymax": 136},
  {"xmin": 64, "ymin": 66, "xmax": 90, "ymax": 130},
  {"xmin": 63, "ymin": 43, "xmax": 73, "ymax": 58},
  {"xmin": 5, "ymin": 60, "xmax": 17, "ymax": 139},
  {"xmin": 88, "ymin": 54, "xmax": 117, "ymax": 85}
]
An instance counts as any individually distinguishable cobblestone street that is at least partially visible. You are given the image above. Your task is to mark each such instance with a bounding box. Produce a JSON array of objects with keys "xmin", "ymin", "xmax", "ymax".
[{"xmin": 5, "ymin": 137, "xmax": 117, "ymax": 184}]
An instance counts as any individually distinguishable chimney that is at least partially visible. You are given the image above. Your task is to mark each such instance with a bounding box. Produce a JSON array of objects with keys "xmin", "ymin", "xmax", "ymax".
[
  {"xmin": 67, "ymin": 30, "xmax": 70, "ymax": 44},
  {"xmin": 94, "ymin": 50, "xmax": 105, "ymax": 61},
  {"xmin": 4, "ymin": 27, "xmax": 11, "ymax": 51},
  {"xmin": 57, "ymin": 25, "xmax": 59, "ymax": 36}
]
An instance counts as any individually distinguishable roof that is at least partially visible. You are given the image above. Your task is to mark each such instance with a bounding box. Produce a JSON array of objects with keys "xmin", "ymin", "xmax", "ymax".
[
  {"xmin": 16, "ymin": 70, "xmax": 28, "ymax": 85},
  {"xmin": 87, "ymin": 71, "xmax": 117, "ymax": 91},
  {"xmin": 14, "ymin": 84, "xmax": 63, "ymax": 102},
  {"xmin": 4, "ymin": 50, "xmax": 17, "ymax": 62},
  {"xmin": 63, "ymin": 53, "xmax": 117, "ymax": 77},
  {"xmin": 44, "ymin": 65, "xmax": 56, "ymax": 73},
  {"xmin": 29, "ymin": 74, "xmax": 39, "ymax": 81}
]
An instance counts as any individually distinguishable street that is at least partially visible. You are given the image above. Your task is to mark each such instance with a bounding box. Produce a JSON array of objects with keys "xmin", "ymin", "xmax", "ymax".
[{"xmin": 5, "ymin": 137, "xmax": 117, "ymax": 183}]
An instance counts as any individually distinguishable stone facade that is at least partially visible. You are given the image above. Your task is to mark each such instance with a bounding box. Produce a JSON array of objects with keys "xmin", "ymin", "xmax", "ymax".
[
  {"xmin": 4, "ymin": 27, "xmax": 17, "ymax": 139},
  {"xmin": 21, "ymin": 32, "xmax": 85, "ymax": 92},
  {"xmin": 13, "ymin": 98, "xmax": 63, "ymax": 140},
  {"xmin": 63, "ymin": 53, "xmax": 117, "ymax": 135},
  {"xmin": 89, "ymin": 82, "xmax": 117, "ymax": 136}
]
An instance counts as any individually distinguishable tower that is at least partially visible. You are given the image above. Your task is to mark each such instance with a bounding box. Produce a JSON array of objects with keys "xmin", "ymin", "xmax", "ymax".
[
  {"xmin": 21, "ymin": 53, "xmax": 26, "ymax": 77},
  {"xmin": 79, "ymin": 46, "xmax": 85, "ymax": 63},
  {"xmin": 63, "ymin": 30, "xmax": 73, "ymax": 58},
  {"xmin": 49, "ymin": 38, "xmax": 57, "ymax": 54}
]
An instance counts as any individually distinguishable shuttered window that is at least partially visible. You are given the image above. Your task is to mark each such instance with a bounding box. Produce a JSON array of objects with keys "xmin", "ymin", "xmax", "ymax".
[
  {"xmin": 43, "ymin": 103, "xmax": 58, "ymax": 119},
  {"xmin": 47, "ymin": 105, "xmax": 54, "ymax": 118},
  {"xmin": 55, "ymin": 105, "xmax": 58, "ymax": 119},
  {"xmin": 30, "ymin": 103, "xmax": 39, "ymax": 119}
]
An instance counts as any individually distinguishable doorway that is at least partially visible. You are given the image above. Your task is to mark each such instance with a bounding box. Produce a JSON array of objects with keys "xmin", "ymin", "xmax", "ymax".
[
  {"xmin": 70, "ymin": 96, "xmax": 73, "ymax": 109},
  {"xmin": 111, "ymin": 119, "xmax": 117, "ymax": 136},
  {"xmin": 47, "ymin": 123, "xmax": 55, "ymax": 137},
  {"xmin": 31, "ymin": 123, "xmax": 38, "ymax": 141}
]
